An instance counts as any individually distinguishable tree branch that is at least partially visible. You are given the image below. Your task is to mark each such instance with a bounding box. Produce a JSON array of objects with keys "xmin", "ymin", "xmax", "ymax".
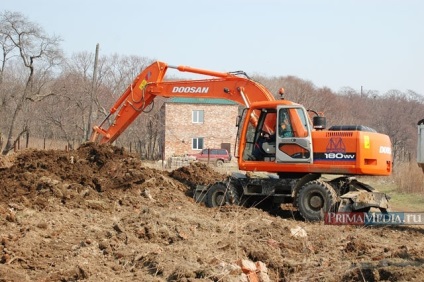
[{"xmin": 26, "ymin": 92, "xmax": 55, "ymax": 102}]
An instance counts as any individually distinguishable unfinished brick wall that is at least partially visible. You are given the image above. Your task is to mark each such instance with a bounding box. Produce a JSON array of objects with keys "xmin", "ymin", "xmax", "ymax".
[{"xmin": 163, "ymin": 102, "xmax": 238, "ymax": 160}]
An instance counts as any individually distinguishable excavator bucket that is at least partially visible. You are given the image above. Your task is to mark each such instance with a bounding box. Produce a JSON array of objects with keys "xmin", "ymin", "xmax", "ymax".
[
  {"xmin": 338, "ymin": 190, "xmax": 389, "ymax": 212},
  {"xmin": 336, "ymin": 177, "xmax": 390, "ymax": 212}
]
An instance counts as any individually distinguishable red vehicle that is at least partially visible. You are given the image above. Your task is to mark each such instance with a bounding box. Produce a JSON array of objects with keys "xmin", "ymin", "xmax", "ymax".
[
  {"xmin": 189, "ymin": 148, "xmax": 232, "ymax": 167},
  {"xmin": 91, "ymin": 61, "xmax": 392, "ymax": 221}
]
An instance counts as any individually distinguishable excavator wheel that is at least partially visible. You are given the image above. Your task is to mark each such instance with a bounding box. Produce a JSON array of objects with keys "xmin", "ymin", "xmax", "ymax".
[
  {"xmin": 296, "ymin": 180, "xmax": 338, "ymax": 221},
  {"xmin": 206, "ymin": 183, "xmax": 240, "ymax": 208}
]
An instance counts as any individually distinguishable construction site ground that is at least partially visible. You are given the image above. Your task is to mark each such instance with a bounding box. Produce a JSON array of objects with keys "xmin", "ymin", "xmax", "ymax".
[{"xmin": 0, "ymin": 143, "xmax": 423, "ymax": 282}]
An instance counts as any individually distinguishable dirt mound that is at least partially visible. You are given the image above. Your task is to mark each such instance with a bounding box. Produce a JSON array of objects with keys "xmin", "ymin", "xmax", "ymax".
[
  {"xmin": 1, "ymin": 144, "xmax": 176, "ymax": 209},
  {"xmin": 170, "ymin": 162, "xmax": 227, "ymax": 187},
  {"xmin": 0, "ymin": 143, "xmax": 424, "ymax": 281}
]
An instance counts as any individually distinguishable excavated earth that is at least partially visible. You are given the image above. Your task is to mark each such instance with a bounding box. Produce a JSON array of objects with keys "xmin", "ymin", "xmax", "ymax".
[{"xmin": 0, "ymin": 143, "xmax": 424, "ymax": 282}]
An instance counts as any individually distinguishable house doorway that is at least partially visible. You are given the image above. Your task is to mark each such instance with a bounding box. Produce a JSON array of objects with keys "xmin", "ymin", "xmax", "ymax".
[{"xmin": 221, "ymin": 143, "xmax": 231, "ymax": 156}]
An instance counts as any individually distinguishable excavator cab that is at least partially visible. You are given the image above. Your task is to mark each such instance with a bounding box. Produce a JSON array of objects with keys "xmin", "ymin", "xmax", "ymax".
[{"xmin": 240, "ymin": 103, "xmax": 313, "ymax": 164}]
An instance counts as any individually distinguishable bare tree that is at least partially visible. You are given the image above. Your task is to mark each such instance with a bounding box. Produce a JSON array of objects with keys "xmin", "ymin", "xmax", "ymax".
[
  {"xmin": 58, "ymin": 52, "xmax": 101, "ymax": 143},
  {"xmin": 0, "ymin": 22, "xmax": 15, "ymax": 86},
  {"xmin": 372, "ymin": 90, "xmax": 424, "ymax": 160},
  {"xmin": 49, "ymin": 52, "xmax": 153, "ymax": 149},
  {"xmin": 0, "ymin": 11, "xmax": 63, "ymax": 154}
]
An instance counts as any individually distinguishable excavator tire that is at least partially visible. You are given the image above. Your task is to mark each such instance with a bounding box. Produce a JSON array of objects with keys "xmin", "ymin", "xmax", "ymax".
[
  {"xmin": 206, "ymin": 183, "xmax": 240, "ymax": 207},
  {"xmin": 296, "ymin": 180, "xmax": 338, "ymax": 221}
]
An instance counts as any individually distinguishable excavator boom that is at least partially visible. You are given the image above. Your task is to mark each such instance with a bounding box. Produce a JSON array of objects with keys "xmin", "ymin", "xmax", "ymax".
[{"xmin": 90, "ymin": 61, "xmax": 275, "ymax": 144}]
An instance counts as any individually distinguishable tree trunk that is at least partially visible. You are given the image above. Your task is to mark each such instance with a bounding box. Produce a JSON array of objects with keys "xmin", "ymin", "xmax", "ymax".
[
  {"xmin": 2, "ymin": 73, "xmax": 32, "ymax": 155},
  {"xmin": 2, "ymin": 100, "xmax": 22, "ymax": 155}
]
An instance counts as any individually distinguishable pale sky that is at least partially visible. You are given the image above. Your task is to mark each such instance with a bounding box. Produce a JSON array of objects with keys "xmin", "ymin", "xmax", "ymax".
[{"xmin": 2, "ymin": 0, "xmax": 423, "ymax": 95}]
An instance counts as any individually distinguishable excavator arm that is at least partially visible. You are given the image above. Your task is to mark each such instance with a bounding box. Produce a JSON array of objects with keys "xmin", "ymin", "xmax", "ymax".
[{"xmin": 90, "ymin": 61, "xmax": 275, "ymax": 144}]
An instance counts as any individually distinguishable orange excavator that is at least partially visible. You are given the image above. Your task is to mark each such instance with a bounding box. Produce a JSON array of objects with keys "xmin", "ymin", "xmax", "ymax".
[{"xmin": 91, "ymin": 61, "xmax": 392, "ymax": 221}]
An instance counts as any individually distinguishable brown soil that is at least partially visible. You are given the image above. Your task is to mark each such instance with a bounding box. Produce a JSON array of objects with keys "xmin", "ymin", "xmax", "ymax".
[{"xmin": 0, "ymin": 143, "xmax": 423, "ymax": 282}]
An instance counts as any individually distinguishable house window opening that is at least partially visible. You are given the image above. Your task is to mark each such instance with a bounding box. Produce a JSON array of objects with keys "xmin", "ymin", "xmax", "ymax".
[
  {"xmin": 192, "ymin": 110, "xmax": 204, "ymax": 123},
  {"xmin": 192, "ymin": 137, "xmax": 204, "ymax": 150}
]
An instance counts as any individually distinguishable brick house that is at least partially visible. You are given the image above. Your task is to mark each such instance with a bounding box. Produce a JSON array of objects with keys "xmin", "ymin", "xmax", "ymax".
[{"xmin": 160, "ymin": 98, "xmax": 239, "ymax": 161}]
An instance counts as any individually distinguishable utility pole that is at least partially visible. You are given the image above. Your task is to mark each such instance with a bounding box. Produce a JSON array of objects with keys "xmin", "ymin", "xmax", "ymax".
[{"xmin": 86, "ymin": 43, "xmax": 99, "ymax": 141}]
